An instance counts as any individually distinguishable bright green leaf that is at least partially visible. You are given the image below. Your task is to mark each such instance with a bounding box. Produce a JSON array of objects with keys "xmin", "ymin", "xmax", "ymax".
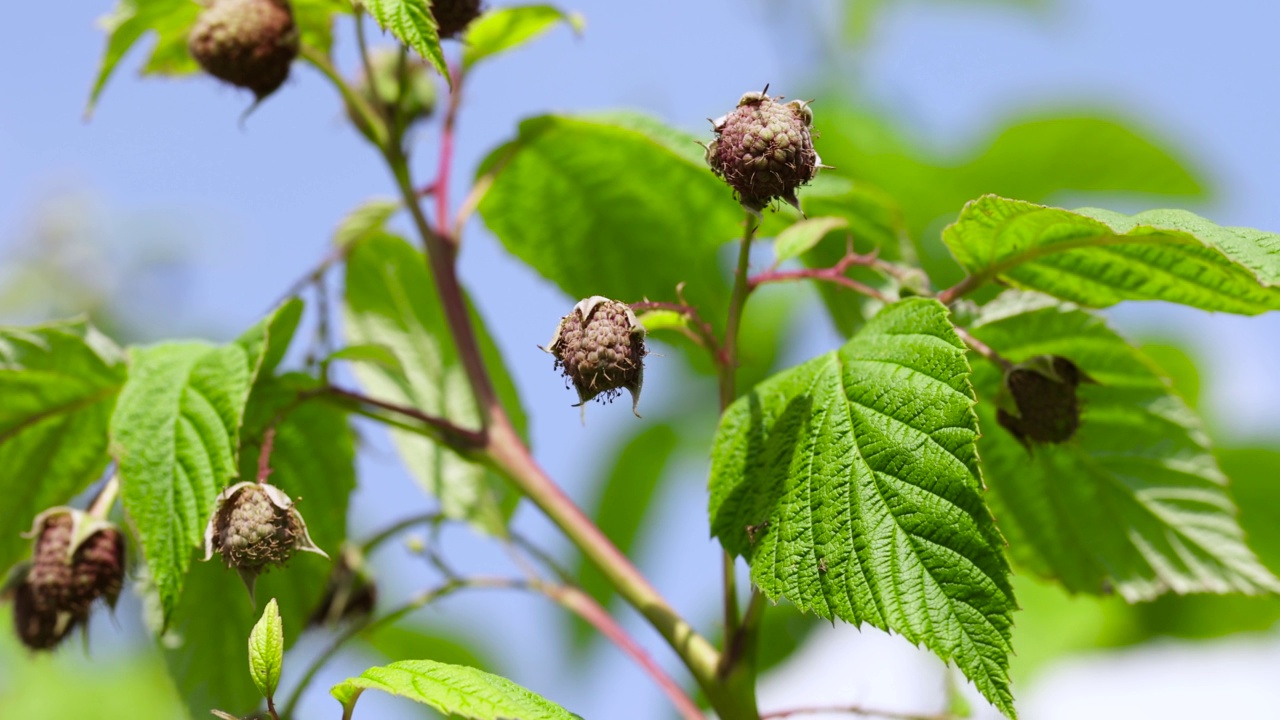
[
  {"xmin": 342, "ymin": 233, "xmax": 526, "ymax": 534},
  {"xmin": 331, "ymin": 660, "xmax": 580, "ymax": 719},
  {"xmin": 334, "ymin": 197, "xmax": 401, "ymax": 249},
  {"xmin": 113, "ymin": 305, "xmax": 294, "ymax": 623},
  {"xmin": 969, "ymin": 292, "xmax": 1280, "ymax": 600},
  {"xmin": 362, "ymin": 0, "xmax": 449, "ymax": 82},
  {"xmin": 944, "ymin": 195, "xmax": 1280, "ymax": 313},
  {"xmin": 87, "ymin": 0, "xmax": 199, "ymax": 115},
  {"xmin": 293, "ymin": 0, "xmax": 347, "ymax": 54},
  {"xmin": 710, "ymin": 298, "xmax": 1016, "ymax": 717},
  {"xmin": 772, "ymin": 216, "xmax": 849, "ymax": 266},
  {"xmin": 0, "ymin": 321, "xmax": 126, "ymax": 575},
  {"xmin": 248, "ymin": 599, "xmax": 284, "ymax": 701},
  {"xmin": 462, "ymin": 5, "xmax": 584, "ymax": 69},
  {"xmin": 163, "ymin": 372, "xmax": 354, "ymax": 718},
  {"xmin": 477, "ymin": 113, "xmax": 741, "ymax": 321},
  {"xmin": 327, "ymin": 343, "xmax": 405, "ymax": 374}
]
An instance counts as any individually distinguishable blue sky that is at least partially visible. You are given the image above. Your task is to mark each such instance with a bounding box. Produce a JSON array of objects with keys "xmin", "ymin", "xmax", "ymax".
[{"xmin": 2, "ymin": 1, "xmax": 1280, "ymax": 718}]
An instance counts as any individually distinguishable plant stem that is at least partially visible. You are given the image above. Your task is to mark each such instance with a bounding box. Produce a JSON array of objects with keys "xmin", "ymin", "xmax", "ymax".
[
  {"xmin": 360, "ymin": 512, "xmax": 447, "ymax": 554},
  {"xmin": 719, "ymin": 213, "xmax": 759, "ymax": 409},
  {"xmin": 433, "ymin": 64, "xmax": 464, "ymax": 244},
  {"xmin": 298, "ymin": 45, "xmax": 387, "ymax": 150},
  {"xmin": 953, "ymin": 326, "xmax": 1014, "ymax": 372},
  {"xmin": 317, "ymin": 385, "xmax": 486, "ymax": 450},
  {"xmin": 935, "ymin": 274, "xmax": 983, "ymax": 306},
  {"xmin": 87, "ymin": 474, "xmax": 119, "ymax": 521}
]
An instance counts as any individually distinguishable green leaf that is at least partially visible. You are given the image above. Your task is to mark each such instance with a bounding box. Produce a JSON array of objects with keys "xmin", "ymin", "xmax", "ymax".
[
  {"xmin": 968, "ymin": 292, "xmax": 1280, "ymax": 600},
  {"xmin": 477, "ymin": 113, "xmax": 741, "ymax": 320},
  {"xmin": 113, "ymin": 305, "xmax": 295, "ymax": 623},
  {"xmin": 163, "ymin": 372, "xmax": 354, "ymax": 718},
  {"xmin": 0, "ymin": 321, "xmax": 127, "ymax": 575},
  {"xmin": 710, "ymin": 298, "xmax": 1016, "ymax": 717},
  {"xmin": 293, "ymin": 0, "xmax": 347, "ymax": 55},
  {"xmin": 362, "ymin": 0, "xmax": 449, "ymax": 82},
  {"xmin": 248, "ymin": 598, "xmax": 284, "ymax": 701},
  {"xmin": 342, "ymin": 233, "xmax": 526, "ymax": 534},
  {"xmin": 571, "ymin": 423, "xmax": 680, "ymax": 648},
  {"xmin": 327, "ymin": 343, "xmax": 405, "ymax": 374},
  {"xmin": 87, "ymin": 0, "xmax": 200, "ymax": 115},
  {"xmin": 944, "ymin": 195, "xmax": 1280, "ymax": 314},
  {"xmin": 331, "ymin": 660, "xmax": 580, "ymax": 720},
  {"xmin": 462, "ymin": 5, "xmax": 584, "ymax": 69},
  {"xmin": 772, "ymin": 216, "xmax": 849, "ymax": 266},
  {"xmin": 334, "ymin": 197, "xmax": 401, "ymax": 249}
]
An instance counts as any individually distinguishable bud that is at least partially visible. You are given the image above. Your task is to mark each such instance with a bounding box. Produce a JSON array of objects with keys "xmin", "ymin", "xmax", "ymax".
[
  {"xmin": 346, "ymin": 48, "xmax": 438, "ymax": 140},
  {"xmin": 996, "ymin": 355, "xmax": 1094, "ymax": 447},
  {"xmin": 543, "ymin": 296, "xmax": 647, "ymax": 418},
  {"xmin": 706, "ymin": 88, "xmax": 821, "ymax": 213},
  {"xmin": 188, "ymin": 0, "xmax": 300, "ymax": 100},
  {"xmin": 432, "ymin": 0, "xmax": 485, "ymax": 39},
  {"xmin": 6, "ymin": 508, "xmax": 125, "ymax": 651},
  {"xmin": 203, "ymin": 482, "xmax": 327, "ymax": 594}
]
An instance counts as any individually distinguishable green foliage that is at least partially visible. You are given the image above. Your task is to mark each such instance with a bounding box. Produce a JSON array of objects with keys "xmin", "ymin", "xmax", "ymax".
[
  {"xmin": 477, "ymin": 113, "xmax": 741, "ymax": 320},
  {"xmin": 333, "ymin": 197, "xmax": 401, "ymax": 249},
  {"xmin": 968, "ymin": 292, "xmax": 1280, "ymax": 600},
  {"xmin": 772, "ymin": 216, "xmax": 849, "ymax": 266},
  {"xmin": 361, "ymin": 623, "xmax": 497, "ymax": 673},
  {"xmin": 710, "ymin": 298, "xmax": 1016, "ymax": 716},
  {"xmin": 248, "ymin": 598, "xmax": 284, "ymax": 701},
  {"xmin": 362, "ymin": 0, "xmax": 449, "ymax": 82},
  {"xmin": 342, "ymin": 233, "xmax": 526, "ymax": 533},
  {"xmin": 0, "ymin": 321, "xmax": 126, "ymax": 575},
  {"xmin": 572, "ymin": 422, "xmax": 680, "ymax": 648},
  {"xmin": 331, "ymin": 659, "xmax": 581, "ymax": 719},
  {"xmin": 462, "ymin": 5, "xmax": 585, "ymax": 69},
  {"xmin": 945, "ymin": 195, "xmax": 1280, "ymax": 313},
  {"xmin": 163, "ymin": 371, "xmax": 355, "ymax": 718}
]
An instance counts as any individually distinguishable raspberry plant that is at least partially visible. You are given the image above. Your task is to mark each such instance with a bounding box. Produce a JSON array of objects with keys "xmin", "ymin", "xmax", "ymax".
[{"xmin": 4, "ymin": 1, "xmax": 1280, "ymax": 719}]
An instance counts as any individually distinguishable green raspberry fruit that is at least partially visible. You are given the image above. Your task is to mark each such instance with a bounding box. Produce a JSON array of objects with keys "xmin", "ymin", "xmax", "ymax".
[
  {"xmin": 188, "ymin": 0, "xmax": 300, "ymax": 100},
  {"xmin": 544, "ymin": 296, "xmax": 647, "ymax": 418},
  {"xmin": 996, "ymin": 355, "xmax": 1094, "ymax": 447},
  {"xmin": 707, "ymin": 89, "xmax": 820, "ymax": 212}
]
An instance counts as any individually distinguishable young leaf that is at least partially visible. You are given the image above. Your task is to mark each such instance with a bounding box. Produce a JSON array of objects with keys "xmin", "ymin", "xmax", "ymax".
[
  {"xmin": 968, "ymin": 292, "xmax": 1280, "ymax": 600},
  {"xmin": 362, "ymin": 0, "xmax": 449, "ymax": 82},
  {"xmin": 0, "ymin": 321, "xmax": 127, "ymax": 575},
  {"xmin": 771, "ymin": 216, "xmax": 849, "ymax": 266},
  {"xmin": 462, "ymin": 5, "xmax": 585, "ymax": 69},
  {"xmin": 342, "ymin": 233, "xmax": 527, "ymax": 534},
  {"xmin": 710, "ymin": 298, "xmax": 1016, "ymax": 717},
  {"xmin": 944, "ymin": 195, "xmax": 1280, "ymax": 313},
  {"xmin": 248, "ymin": 598, "xmax": 284, "ymax": 701},
  {"xmin": 331, "ymin": 660, "xmax": 580, "ymax": 719},
  {"xmin": 477, "ymin": 113, "xmax": 741, "ymax": 321},
  {"xmin": 163, "ymin": 372, "xmax": 354, "ymax": 718},
  {"xmin": 113, "ymin": 304, "xmax": 296, "ymax": 623}
]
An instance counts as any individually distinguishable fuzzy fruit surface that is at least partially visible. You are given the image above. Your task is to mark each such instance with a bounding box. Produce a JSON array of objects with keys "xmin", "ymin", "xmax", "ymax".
[
  {"xmin": 709, "ymin": 93, "xmax": 818, "ymax": 211},
  {"xmin": 997, "ymin": 356, "xmax": 1086, "ymax": 446},
  {"xmin": 188, "ymin": 0, "xmax": 299, "ymax": 99},
  {"xmin": 550, "ymin": 298, "xmax": 645, "ymax": 407},
  {"xmin": 433, "ymin": 0, "xmax": 484, "ymax": 38},
  {"xmin": 212, "ymin": 484, "xmax": 302, "ymax": 571}
]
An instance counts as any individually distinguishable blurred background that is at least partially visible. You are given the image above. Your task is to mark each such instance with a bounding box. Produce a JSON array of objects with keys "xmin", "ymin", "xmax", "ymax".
[{"xmin": 2, "ymin": 0, "xmax": 1280, "ymax": 718}]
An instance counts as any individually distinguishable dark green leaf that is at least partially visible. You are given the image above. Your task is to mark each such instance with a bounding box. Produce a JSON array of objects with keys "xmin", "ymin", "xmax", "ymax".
[
  {"xmin": 710, "ymin": 298, "xmax": 1016, "ymax": 717},
  {"xmin": 363, "ymin": 0, "xmax": 449, "ymax": 82},
  {"xmin": 477, "ymin": 113, "xmax": 741, "ymax": 320},
  {"xmin": 163, "ymin": 372, "xmax": 354, "ymax": 718},
  {"xmin": 969, "ymin": 292, "xmax": 1280, "ymax": 600},
  {"xmin": 342, "ymin": 233, "xmax": 526, "ymax": 534},
  {"xmin": 0, "ymin": 321, "xmax": 126, "ymax": 575},
  {"xmin": 331, "ymin": 660, "xmax": 580, "ymax": 719},
  {"xmin": 462, "ymin": 5, "xmax": 584, "ymax": 69},
  {"xmin": 944, "ymin": 195, "xmax": 1280, "ymax": 313}
]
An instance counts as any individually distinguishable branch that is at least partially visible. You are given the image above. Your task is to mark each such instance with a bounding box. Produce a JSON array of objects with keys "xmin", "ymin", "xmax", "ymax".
[
  {"xmin": 631, "ymin": 295, "xmax": 721, "ymax": 357},
  {"xmin": 750, "ymin": 243, "xmax": 890, "ymax": 303},
  {"xmin": 935, "ymin": 274, "xmax": 984, "ymax": 306},
  {"xmin": 952, "ymin": 326, "xmax": 1013, "ymax": 372},
  {"xmin": 313, "ymin": 385, "xmax": 487, "ymax": 450},
  {"xmin": 431, "ymin": 63, "xmax": 465, "ymax": 246},
  {"xmin": 761, "ymin": 705, "xmax": 950, "ymax": 720}
]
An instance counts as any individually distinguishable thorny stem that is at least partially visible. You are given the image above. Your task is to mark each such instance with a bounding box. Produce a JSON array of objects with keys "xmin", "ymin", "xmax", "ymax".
[
  {"xmin": 316, "ymin": 385, "xmax": 487, "ymax": 450},
  {"xmin": 265, "ymin": 697, "xmax": 280, "ymax": 720},
  {"xmin": 953, "ymin": 326, "xmax": 1014, "ymax": 372}
]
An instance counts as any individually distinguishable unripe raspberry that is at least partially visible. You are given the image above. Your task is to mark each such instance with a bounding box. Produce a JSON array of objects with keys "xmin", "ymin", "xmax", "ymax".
[
  {"xmin": 996, "ymin": 355, "xmax": 1094, "ymax": 447},
  {"xmin": 7, "ymin": 508, "xmax": 126, "ymax": 651},
  {"xmin": 707, "ymin": 89, "xmax": 821, "ymax": 213},
  {"xmin": 188, "ymin": 0, "xmax": 300, "ymax": 100},
  {"xmin": 347, "ymin": 48, "xmax": 438, "ymax": 140},
  {"xmin": 203, "ymin": 482, "xmax": 327, "ymax": 594},
  {"xmin": 544, "ymin": 297, "xmax": 647, "ymax": 418},
  {"xmin": 432, "ymin": 0, "xmax": 485, "ymax": 38}
]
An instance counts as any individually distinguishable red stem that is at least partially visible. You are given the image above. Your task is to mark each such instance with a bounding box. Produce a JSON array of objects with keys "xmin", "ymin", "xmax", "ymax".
[
  {"xmin": 434, "ymin": 64, "xmax": 464, "ymax": 243},
  {"xmin": 750, "ymin": 244, "xmax": 888, "ymax": 302},
  {"xmin": 256, "ymin": 427, "xmax": 277, "ymax": 484},
  {"xmin": 542, "ymin": 583, "xmax": 706, "ymax": 720}
]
